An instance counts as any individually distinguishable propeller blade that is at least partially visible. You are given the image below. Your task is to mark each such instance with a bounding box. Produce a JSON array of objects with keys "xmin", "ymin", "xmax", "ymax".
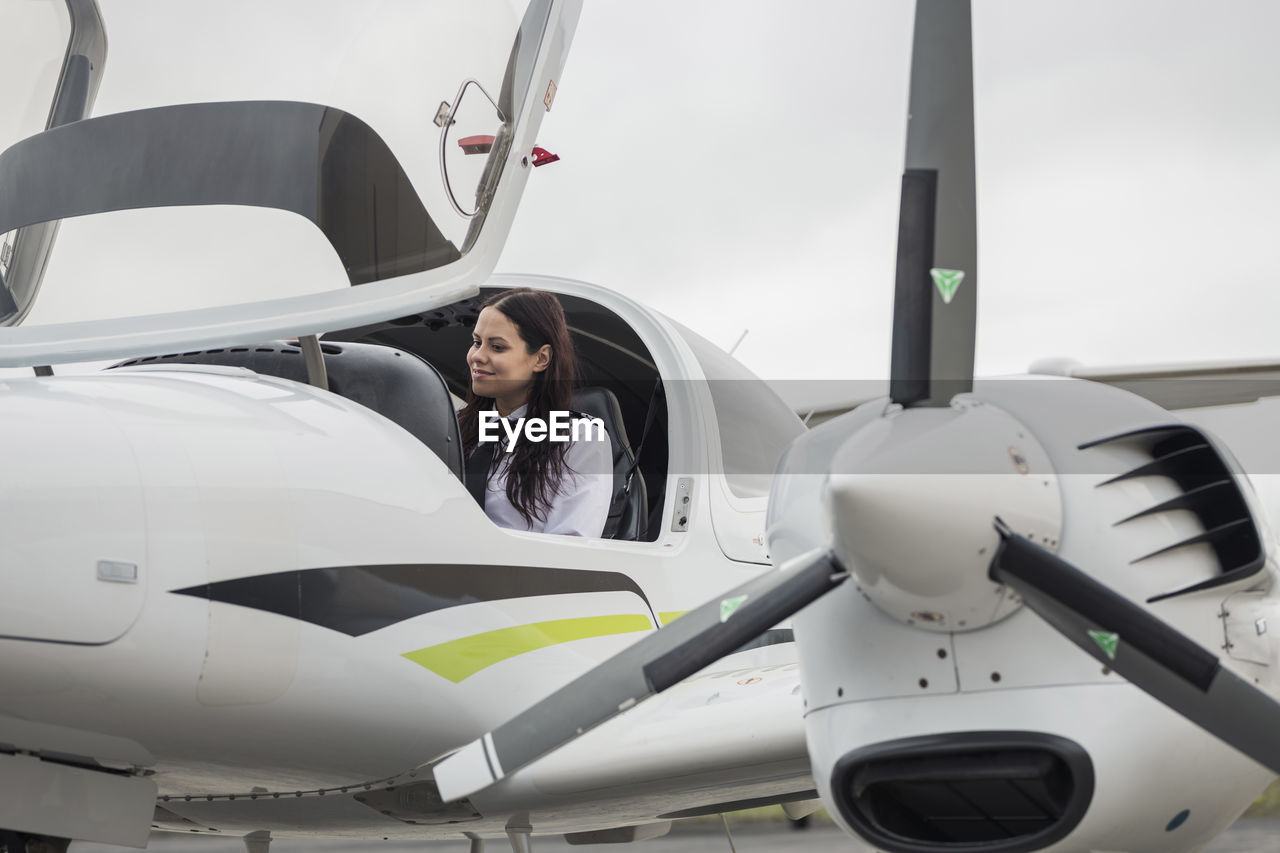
[
  {"xmin": 990, "ymin": 520, "xmax": 1280, "ymax": 776},
  {"xmin": 434, "ymin": 548, "xmax": 847, "ymax": 802},
  {"xmin": 889, "ymin": 0, "xmax": 977, "ymax": 407}
]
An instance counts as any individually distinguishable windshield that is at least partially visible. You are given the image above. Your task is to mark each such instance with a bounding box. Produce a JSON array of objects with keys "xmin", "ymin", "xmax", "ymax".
[
  {"xmin": 673, "ymin": 322, "xmax": 806, "ymax": 498},
  {"xmin": 0, "ymin": 0, "xmax": 550, "ymax": 330}
]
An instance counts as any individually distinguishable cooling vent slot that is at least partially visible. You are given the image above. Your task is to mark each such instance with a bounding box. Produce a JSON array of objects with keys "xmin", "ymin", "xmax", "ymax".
[
  {"xmin": 1081, "ymin": 425, "xmax": 1264, "ymax": 603},
  {"xmin": 831, "ymin": 732, "xmax": 1094, "ymax": 853}
]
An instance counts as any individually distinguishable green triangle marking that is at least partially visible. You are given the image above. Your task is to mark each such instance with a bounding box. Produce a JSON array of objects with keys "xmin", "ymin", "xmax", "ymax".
[
  {"xmin": 1088, "ymin": 629, "xmax": 1119, "ymax": 660},
  {"xmin": 930, "ymin": 268, "xmax": 965, "ymax": 304},
  {"xmin": 720, "ymin": 595, "xmax": 749, "ymax": 623}
]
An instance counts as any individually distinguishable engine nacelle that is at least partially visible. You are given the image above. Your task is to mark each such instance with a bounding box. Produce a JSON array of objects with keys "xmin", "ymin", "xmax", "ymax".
[{"xmin": 772, "ymin": 377, "xmax": 1280, "ymax": 853}]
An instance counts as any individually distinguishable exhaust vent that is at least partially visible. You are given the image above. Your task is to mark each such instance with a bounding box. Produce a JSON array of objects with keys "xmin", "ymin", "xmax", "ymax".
[
  {"xmin": 1081, "ymin": 425, "xmax": 1264, "ymax": 602},
  {"xmin": 831, "ymin": 732, "xmax": 1093, "ymax": 853}
]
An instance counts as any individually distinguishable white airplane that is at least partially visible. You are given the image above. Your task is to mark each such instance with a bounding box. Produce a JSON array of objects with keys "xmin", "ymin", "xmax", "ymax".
[{"xmin": 4, "ymin": 3, "xmax": 1280, "ymax": 853}]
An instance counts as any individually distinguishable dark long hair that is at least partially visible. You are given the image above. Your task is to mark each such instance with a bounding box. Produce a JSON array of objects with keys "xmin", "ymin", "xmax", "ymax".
[{"xmin": 459, "ymin": 288, "xmax": 576, "ymax": 526}]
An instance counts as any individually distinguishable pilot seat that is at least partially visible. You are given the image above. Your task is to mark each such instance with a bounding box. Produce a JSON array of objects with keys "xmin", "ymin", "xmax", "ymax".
[{"xmin": 572, "ymin": 386, "xmax": 648, "ymax": 542}]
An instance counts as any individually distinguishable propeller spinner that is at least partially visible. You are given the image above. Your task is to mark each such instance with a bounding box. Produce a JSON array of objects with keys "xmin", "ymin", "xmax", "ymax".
[{"xmin": 825, "ymin": 398, "xmax": 1060, "ymax": 632}]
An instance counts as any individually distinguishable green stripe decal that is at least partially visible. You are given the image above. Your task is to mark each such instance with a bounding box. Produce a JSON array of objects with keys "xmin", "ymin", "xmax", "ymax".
[
  {"xmin": 659, "ymin": 610, "xmax": 688, "ymax": 625},
  {"xmin": 403, "ymin": 614, "xmax": 652, "ymax": 683}
]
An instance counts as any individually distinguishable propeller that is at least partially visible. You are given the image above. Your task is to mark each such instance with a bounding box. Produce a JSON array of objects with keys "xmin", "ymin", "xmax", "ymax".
[
  {"xmin": 871, "ymin": 0, "xmax": 1280, "ymax": 783},
  {"xmin": 858, "ymin": 0, "xmax": 1280, "ymax": 784},
  {"xmin": 434, "ymin": 0, "xmax": 1280, "ymax": 811}
]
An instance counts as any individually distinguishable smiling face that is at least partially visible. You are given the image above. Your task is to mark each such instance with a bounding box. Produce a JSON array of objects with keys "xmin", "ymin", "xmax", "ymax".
[{"xmin": 468, "ymin": 306, "xmax": 551, "ymax": 415}]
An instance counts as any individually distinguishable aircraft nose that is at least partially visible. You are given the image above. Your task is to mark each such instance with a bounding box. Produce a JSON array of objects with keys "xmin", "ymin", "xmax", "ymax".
[{"xmin": 824, "ymin": 397, "xmax": 1061, "ymax": 632}]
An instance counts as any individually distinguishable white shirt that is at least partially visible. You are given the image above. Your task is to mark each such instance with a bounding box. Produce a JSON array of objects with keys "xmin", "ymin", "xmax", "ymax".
[{"xmin": 478, "ymin": 405, "xmax": 614, "ymax": 537}]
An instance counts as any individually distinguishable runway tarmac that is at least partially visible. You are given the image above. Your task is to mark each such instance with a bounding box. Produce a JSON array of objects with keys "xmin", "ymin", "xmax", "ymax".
[{"xmin": 71, "ymin": 818, "xmax": 1280, "ymax": 853}]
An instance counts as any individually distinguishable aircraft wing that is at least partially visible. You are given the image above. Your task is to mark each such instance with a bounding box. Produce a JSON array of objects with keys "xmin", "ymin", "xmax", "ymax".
[
  {"xmin": 461, "ymin": 658, "xmax": 816, "ymax": 832},
  {"xmin": 1030, "ymin": 358, "xmax": 1280, "ymax": 410},
  {"xmin": 146, "ymin": 656, "xmax": 814, "ymax": 840},
  {"xmin": 780, "ymin": 359, "xmax": 1280, "ymax": 426}
]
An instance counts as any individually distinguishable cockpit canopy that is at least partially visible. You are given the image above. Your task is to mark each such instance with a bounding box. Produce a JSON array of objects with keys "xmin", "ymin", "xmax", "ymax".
[{"xmin": 0, "ymin": 0, "xmax": 574, "ymax": 366}]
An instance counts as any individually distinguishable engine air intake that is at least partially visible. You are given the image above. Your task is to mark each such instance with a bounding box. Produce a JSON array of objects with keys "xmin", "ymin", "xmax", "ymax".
[{"xmin": 830, "ymin": 732, "xmax": 1093, "ymax": 853}]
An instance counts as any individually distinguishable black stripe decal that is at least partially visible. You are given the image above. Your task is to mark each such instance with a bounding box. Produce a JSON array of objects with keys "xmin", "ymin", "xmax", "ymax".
[{"xmin": 173, "ymin": 564, "xmax": 654, "ymax": 637}]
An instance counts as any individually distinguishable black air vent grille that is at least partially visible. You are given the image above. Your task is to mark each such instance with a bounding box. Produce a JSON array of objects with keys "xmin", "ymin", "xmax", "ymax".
[
  {"xmin": 831, "ymin": 733, "xmax": 1093, "ymax": 853},
  {"xmin": 859, "ymin": 753, "xmax": 1062, "ymax": 840},
  {"xmin": 1081, "ymin": 425, "xmax": 1264, "ymax": 603}
]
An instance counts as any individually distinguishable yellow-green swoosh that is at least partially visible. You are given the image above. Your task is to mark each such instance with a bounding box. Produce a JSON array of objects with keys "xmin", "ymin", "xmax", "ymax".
[{"xmin": 404, "ymin": 614, "xmax": 652, "ymax": 683}]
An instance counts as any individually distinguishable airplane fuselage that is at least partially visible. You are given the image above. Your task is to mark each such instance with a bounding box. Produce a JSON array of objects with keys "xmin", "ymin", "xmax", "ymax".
[{"xmin": 0, "ymin": 357, "xmax": 794, "ymax": 842}]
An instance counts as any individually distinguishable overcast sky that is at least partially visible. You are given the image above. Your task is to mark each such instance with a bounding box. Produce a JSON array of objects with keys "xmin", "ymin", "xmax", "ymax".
[
  {"xmin": 497, "ymin": 1, "xmax": 1280, "ymax": 382},
  {"xmin": 3, "ymin": 1, "xmax": 1279, "ymax": 388}
]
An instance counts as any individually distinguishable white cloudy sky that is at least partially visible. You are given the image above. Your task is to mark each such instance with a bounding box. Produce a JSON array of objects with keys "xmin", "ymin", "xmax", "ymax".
[
  {"xmin": 2, "ymin": 1, "xmax": 1278, "ymax": 387},
  {"xmin": 497, "ymin": 1, "xmax": 1280, "ymax": 381}
]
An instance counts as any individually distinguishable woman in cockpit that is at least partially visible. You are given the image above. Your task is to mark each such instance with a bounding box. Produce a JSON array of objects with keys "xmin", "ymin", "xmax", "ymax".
[{"xmin": 458, "ymin": 288, "xmax": 613, "ymax": 537}]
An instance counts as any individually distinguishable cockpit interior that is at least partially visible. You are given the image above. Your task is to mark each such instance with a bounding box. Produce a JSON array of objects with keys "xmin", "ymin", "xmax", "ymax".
[{"xmin": 111, "ymin": 288, "xmax": 669, "ymax": 543}]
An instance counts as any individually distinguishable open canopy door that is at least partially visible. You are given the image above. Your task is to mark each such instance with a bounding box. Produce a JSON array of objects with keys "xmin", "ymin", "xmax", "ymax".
[{"xmin": 0, "ymin": 0, "xmax": 581, "ymax": 366}]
